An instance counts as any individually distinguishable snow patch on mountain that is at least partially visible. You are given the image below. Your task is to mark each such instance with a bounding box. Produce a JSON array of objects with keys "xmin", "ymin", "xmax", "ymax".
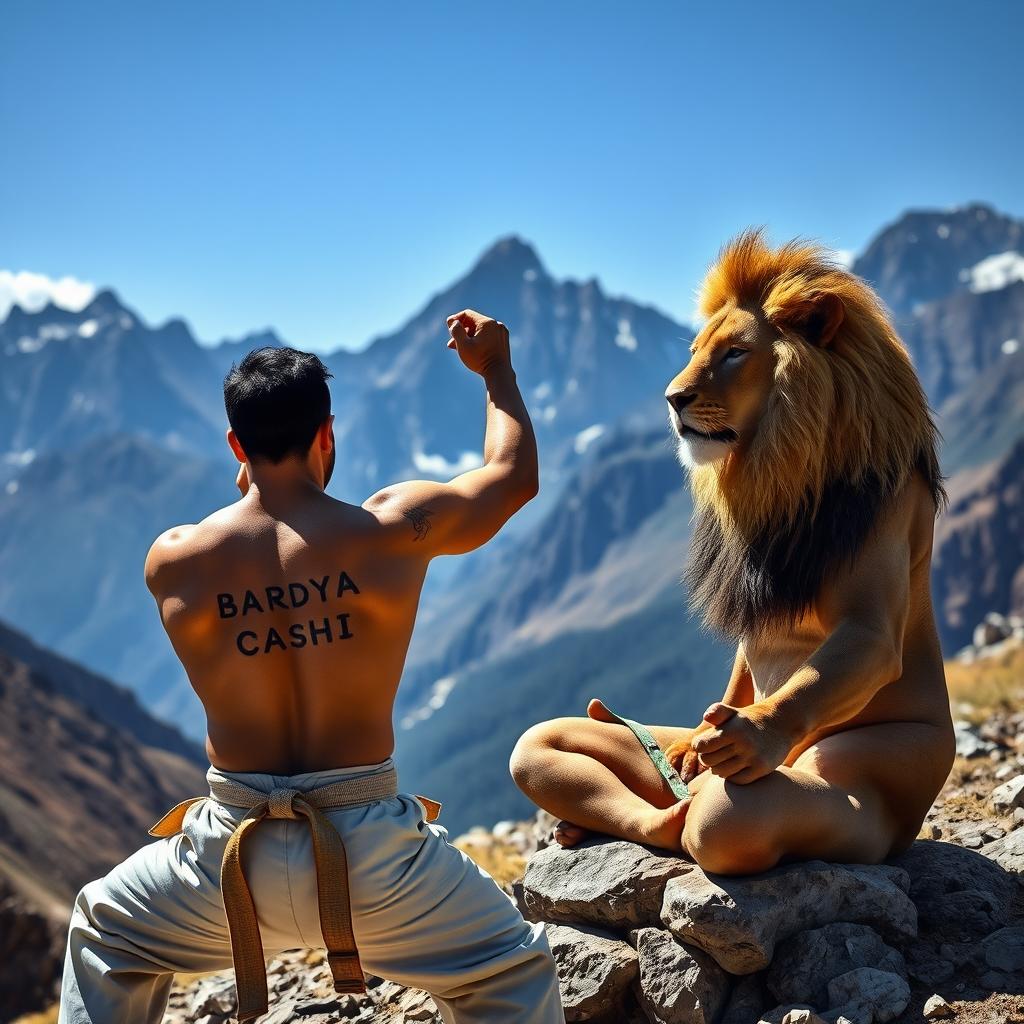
[
  {"xmin": 615, "ymin": 318, "xmax": 638, "ymax": 351},
  {"xmin": 962, "ymin": 251, "xmax": 1024, "ymax": 293},
  {"xmin": 574, "ymin": 423, "xmax": 606, "ymax": 454},
  {"xmin": 2, "ymin": 449, "xmax": 35, "ymax": 468},
  {"xmin": 400, "ymin": 674, "xmax": 457, "ymax": 729}
]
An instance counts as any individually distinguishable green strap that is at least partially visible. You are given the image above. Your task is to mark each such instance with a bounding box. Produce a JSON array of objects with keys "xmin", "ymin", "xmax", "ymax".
[{"xmin": 599, "ymin": 703, "xmax": 690, "ymax": 801}]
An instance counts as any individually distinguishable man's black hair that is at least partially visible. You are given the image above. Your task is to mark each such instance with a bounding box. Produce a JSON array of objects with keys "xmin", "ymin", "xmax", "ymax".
[{"xmin": 223, "ymin": 347, "xmax": 333, "ymax": 463}]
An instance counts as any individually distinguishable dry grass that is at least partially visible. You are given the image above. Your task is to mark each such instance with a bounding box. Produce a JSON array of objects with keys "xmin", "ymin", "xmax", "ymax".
[
  {"xmin": 938, "ymin": 789, "xmax": 989, "ymax": 823},
  {"xmin": 453, "ymin": 833, "xmax": 528, "ymax": 888},
  {"xmin": 945, "ymin": 643, "xmax": 1024, "ymax": 721}
]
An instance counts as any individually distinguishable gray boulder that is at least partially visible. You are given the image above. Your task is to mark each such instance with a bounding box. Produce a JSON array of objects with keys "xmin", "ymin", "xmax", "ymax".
[
  {"xmin": 523, "ymin": 839, "xmax": 692, "ymax": 929},
  {"xmin": 720, "ymin": 973, "xmax": 769, "ymax": 1024},
  {"xmin": 766, "ymin": 923, "xmax": 905, "ymax": 1008},
  {"xmin": 981, "ymin": 925, "xmax": 1024, "ymax": 972},
  {"xmin": 825, "ymin": 968, "xmax": 911, "ymax": 1024},
  {"xmin": 660, "ymin": 860, "xmax": 916, "ymax": 974},
  {"xmin": 992, "ymin": 775, "xmax": 1024, "ymax": 812},
  {"xmin": 953, "ymin": 721, "xmax": 996, "ymax": 759},
  {"xmin": 901, "ymin": 939, "xmax": 955, "ymax": 986},
  {"xmin": 545, "ymin": 922, "xmax": 638, "ymax": 1021},
  {"xmin": 631, "ymin": 927, "xmax": 730, "ymax": 1024},
  {"xmin": 982, "ymin": 827, "xmax": 1024, "ymax": 874},
  {"xmin": 890, "ymin": 839, "xmax": 1016, "ymax": 940}
]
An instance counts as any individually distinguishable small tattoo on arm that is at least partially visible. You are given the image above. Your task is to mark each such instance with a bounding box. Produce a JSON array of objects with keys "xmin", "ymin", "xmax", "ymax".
[{"xmin": 403, "ymin": 505, "xmax": 434, "ymax": 541}]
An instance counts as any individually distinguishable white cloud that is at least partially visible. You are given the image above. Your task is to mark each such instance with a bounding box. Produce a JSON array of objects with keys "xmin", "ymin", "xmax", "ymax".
[
  {"xmin": 411, "ymin": 449, "xmax": 484, "ymax": 477},
  {"xmin": 0, "ymin": 270, "xmax": 95, "ymax": 320},
  {"xmin": 831, "ymin": 249, "xmax": 855, "ymax": 269}
]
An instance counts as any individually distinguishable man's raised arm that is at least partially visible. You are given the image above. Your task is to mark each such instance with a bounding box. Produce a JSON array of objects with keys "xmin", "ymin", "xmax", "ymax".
[{"xmin": 363, "ymin": 309, "xmax": 539, "ymax": 555}]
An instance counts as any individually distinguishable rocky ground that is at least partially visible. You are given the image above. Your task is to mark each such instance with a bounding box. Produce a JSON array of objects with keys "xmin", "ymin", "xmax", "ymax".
[
  {"xmin": 16, "ymin": 625, "xmax": 1024, "ymax": 1024},
  {"xmin": 151, "ymin": 632, "xmax": 1024, "ymax": 1024}
]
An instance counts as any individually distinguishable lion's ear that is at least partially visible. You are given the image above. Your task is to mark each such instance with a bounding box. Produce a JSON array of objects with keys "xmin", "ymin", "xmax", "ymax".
[{"xmin": 785, "ymin": 291, "xmax": 845, "ymax": 348}]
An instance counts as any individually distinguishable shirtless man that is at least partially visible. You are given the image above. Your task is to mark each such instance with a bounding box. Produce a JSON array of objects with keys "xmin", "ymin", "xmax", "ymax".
[
  {"xmin": 510, "ymin": 233, "xmax": 957, "ymax": 875},
  {"xmin": 59, "ymin": 310, "xmax": 562, "ymax": 1024}
]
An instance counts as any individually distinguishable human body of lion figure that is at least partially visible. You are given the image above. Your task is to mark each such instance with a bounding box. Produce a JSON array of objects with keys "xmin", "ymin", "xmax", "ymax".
[{"xmin": 510, "ymin": 230, "xmax": 955, "ymax": 874}]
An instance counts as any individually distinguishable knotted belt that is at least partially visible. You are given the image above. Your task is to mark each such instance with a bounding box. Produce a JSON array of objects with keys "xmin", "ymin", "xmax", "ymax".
[{"xmin": 149, "ymin": 768, "xmax": 441, "ymax": 1023}]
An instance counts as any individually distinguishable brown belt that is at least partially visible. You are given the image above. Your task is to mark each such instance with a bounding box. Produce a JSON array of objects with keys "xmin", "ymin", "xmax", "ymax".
[{"xmin": 149, "ymin": 769, "xmax": 441, "ymax": 1023}]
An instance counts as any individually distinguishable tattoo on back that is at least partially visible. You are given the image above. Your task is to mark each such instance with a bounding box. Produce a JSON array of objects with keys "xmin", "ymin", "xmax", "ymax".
[{"xmin": 403, "ymin": 505, "xmax": 433, "ymax": 541}]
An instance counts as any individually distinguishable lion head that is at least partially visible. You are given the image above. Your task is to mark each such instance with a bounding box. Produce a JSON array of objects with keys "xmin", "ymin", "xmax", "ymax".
[{"xmin": 667, "ymin": 229, "xmax": 945, "ymax": 638}]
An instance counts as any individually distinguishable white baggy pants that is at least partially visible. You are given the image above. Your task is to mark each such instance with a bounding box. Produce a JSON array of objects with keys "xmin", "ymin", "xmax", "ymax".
[{"xmin": 58, "ymin": 759, "xmax": 562, "ymax": 1023}]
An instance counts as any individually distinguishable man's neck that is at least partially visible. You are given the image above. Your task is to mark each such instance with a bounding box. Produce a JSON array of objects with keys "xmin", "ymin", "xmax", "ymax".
[{"xmin": 245, "ymin": 459, "xmax": 325, "ymax": 506}]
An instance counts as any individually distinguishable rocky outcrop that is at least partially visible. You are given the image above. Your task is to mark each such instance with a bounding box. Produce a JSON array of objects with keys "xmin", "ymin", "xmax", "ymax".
[
  {"xmin": 659, "ymin": 861, "xmax": 915, "ymax": 974},
  {"xmin": 545, "ymin": 923, "xmax": 638, "ymax": 1021},
  {"xmin": 523, "ymin": 839, "xmax": 694, "ymax": 930},
  {"xmin": 0, "ymin": 620, "xmax": 206, "ymax": 1020},
  {"xmin": 0, "ymin": 877, "xmax": 66, "ymax": 1020},
  {"xmin": 159, "ymin": 660, "xmax": 1024, "ymax": 1024},
  {"xmin": 515, "ymin": 831, "xmax": 1022, "ymax": 1024}
]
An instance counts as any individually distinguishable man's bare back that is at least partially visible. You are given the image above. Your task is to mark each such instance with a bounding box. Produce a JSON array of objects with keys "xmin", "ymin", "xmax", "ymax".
[
  {"xmin": 144, "ymin": 309, "xmax": 538, "ymax": 775},
  {"xmin": 62, "ymin": 318, "xmax": 564, "ymax": 1024}
]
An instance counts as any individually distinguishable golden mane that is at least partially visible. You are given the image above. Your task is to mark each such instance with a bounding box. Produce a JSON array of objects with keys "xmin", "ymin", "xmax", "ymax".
[
  {"xmin": 682, "ymin": 230, "xmax": 945, "ymax": 638},
  {"xmin": 690, "ymin": 229, "xmax": 944, "ymax": 537}
]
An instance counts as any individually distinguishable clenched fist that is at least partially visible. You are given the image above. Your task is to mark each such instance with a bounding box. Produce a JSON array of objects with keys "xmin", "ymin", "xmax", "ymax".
[{"xmin": 445, "ymin": 309, "xmax": 511, "ymax": 376}]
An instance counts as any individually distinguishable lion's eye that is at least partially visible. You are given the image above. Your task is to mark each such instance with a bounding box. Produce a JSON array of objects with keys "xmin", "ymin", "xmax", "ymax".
[{"xmin": 723, "ymin": 347, "xmax": 747, "ymax": 362}]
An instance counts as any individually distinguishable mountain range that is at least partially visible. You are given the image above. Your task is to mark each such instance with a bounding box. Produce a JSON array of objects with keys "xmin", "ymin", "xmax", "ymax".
[{"xmin": 1, "ymin": 202, "xmax": 1023, "ymax": 832}]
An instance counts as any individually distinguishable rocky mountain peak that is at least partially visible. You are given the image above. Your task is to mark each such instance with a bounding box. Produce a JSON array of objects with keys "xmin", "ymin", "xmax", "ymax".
[
  {"xmin": 854, "ymin": 204, "xmax": 1024, "ymax": 315},
  {"xmin": 81, "ymin": 286, "xmax": 128, "ymax": 318},
  {"xmin": 472, "ymin": 234, "xmax": 547, "ymax": 280}
]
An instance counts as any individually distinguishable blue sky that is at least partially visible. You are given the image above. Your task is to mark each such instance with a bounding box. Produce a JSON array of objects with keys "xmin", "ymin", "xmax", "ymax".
[{"xmin": 2, "ymin": 1, "xmax": 1023, "ymax": 351}]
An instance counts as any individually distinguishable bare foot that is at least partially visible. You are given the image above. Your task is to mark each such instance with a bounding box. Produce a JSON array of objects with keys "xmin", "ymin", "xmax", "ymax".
[
  {"xmin": 633, "ymin": 800, "xmax": 691, "ymax": 854},
  {"xmin": 553, "ymin": 821, "xmax": 592, "ymax": 847}
]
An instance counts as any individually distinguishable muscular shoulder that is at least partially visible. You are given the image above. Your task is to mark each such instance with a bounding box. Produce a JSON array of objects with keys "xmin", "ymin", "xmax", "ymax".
[
  {"xmin": 144, "ymin": 520, "xmax": 220, "ymax": 595},
  {"xmin": 361, "ymin": 484, "xmax": 438, "ymax": 548}
]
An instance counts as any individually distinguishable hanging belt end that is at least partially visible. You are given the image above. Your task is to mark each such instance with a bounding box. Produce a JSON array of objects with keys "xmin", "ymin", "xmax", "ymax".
[
  {"xmin": 333, "ymin": 977, "xmax": 368, "ymax": 995},
  {"xmin": 327, "ymin": 950, "xmax": 366, "ymax": 994}
]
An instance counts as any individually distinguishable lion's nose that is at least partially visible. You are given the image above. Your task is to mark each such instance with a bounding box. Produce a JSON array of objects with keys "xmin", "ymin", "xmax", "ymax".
[{"xmin": 666, "ymin": 389, "xmax": 698, "ymax": 414}]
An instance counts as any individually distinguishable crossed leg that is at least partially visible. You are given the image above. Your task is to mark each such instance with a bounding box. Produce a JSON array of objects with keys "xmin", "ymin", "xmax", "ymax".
[{"xmin": 510, "ymin": 702, "xmax": 948, "ymax": 874}]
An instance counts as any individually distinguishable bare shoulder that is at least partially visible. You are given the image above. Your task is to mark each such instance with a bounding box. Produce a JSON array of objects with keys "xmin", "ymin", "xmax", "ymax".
[
  {"xmin": 144, "ymin": 509, "xmax": 235, "ymax": 594},
  {"xmin": 361, "ymin": 481, "xmax": 442, "ymax": 546},
  {"xmin": 144, "ymin": 523, "xmax": 200, "ymax": 592}
]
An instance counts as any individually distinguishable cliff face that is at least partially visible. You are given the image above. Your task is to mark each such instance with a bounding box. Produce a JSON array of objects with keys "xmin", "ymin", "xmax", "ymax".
[
  {"xmin": 933, "ymin": 441, "xmax": 1024, "ymax": 647},
  {"xmin": 0, "ymin": 622, "xmax": 206, "ymax": 1019}
]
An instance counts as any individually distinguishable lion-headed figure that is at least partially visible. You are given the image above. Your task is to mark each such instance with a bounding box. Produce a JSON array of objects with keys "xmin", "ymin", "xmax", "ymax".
[{"xmin": 667, "ymin": 229, "xmax": 945, "ymax": 639}]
